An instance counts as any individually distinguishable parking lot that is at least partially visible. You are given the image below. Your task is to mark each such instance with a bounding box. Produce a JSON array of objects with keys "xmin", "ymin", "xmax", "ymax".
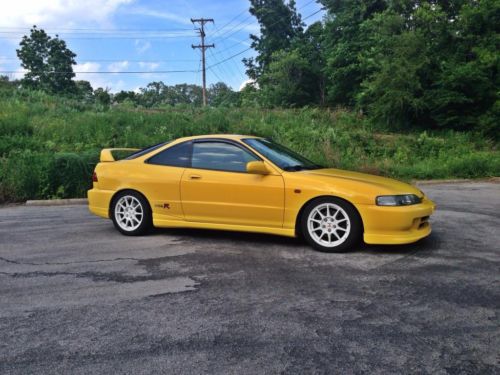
[{"xmin": 0, "ymin": 181, "xmax": 499, "ymax": 374}]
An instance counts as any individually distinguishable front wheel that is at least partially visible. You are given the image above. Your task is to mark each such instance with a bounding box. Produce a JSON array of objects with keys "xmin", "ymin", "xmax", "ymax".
[
  {"xmin": 300, "ymin": 197, "xmax": 362, "ymax": 253},
  {"xmin": 111, "ymin": 191, "xmax": 152, "ymax": 236}
]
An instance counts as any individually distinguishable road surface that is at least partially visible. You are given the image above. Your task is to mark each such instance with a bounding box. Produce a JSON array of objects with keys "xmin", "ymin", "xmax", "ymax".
[{"xmin": 0, "ymin": 182, "xmax": 499, "ymax": 374}]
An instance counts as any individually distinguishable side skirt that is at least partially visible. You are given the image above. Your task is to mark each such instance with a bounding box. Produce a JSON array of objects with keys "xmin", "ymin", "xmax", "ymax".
[{"xmin": 153, "ymin": 217, "xmax": 296, "ymax": 238}]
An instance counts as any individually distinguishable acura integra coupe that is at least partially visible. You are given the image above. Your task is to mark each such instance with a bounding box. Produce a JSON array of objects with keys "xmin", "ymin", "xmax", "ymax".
[{"xmin": 88, "ymin": 135, "xmax": 435, "ymax": 252}]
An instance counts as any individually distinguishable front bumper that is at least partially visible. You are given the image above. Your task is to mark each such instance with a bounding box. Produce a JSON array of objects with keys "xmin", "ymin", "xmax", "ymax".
[
  {"xmin": 360, "ymin": 197, "xmax": 436, "ymax": 245},
  {"xmin": 87, "ymin": 188, "xmax": 114, "ymax": 219}
]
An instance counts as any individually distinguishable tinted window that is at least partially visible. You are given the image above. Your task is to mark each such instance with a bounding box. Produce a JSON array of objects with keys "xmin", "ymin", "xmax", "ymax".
[
  {"xmin": 147, "ymin": 141, "xmax": 191, "ymax": 167},
  {"xmin": 125, "ymin": 141, "xmax": 170, "ymax": 160},
  {"xmin": 191, "ymin": 142, "xmax": 258, "ymax": 172}
]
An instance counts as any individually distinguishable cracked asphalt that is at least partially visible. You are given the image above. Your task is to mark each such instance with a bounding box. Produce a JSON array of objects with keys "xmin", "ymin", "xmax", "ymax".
[{"xmin": 0, "ymin": 181, "xmax": 499, "ymax": 374}]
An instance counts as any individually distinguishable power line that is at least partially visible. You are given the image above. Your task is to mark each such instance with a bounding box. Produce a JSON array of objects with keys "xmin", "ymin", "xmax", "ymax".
[
  {"xmin": 0, "ymin": 57, "xmax": 199, "ymax": 62},
  {"xmin": 0, "ymin": 35, "xmax": 196, "ymax": 40},
  {"xmin": 207, "ymin": 47, "xmax": 238, "ymax": 83},
  {"xmin": 0, "ymin": 69, "xmax": 200, "ymax": 75},
  {"xmin": 0, "ymin": 32, "xmax": 193, "ymax": 36},
  {"xmin": 210, "ymin": 0, "xmax": 317, "ymax": 46},
  {"xmin": 1, "ymin": 6, "xmax": 325, "ymax": 80},
  {"xmin": 210, "ymin": 14, "xmax": 254, "ymax": 42},
  {"xmin": 208, "ymin": 66, "xmax": 224, "ymax": 83},
  {"xmin": 205, "ymin": 5, "xmax": 325, "ymax": 70},
  {"xmin": 215, "ymin": 8, "xmax": 249, "ymax": 32},
  {"xmin": 302, "ymin": 8, "xmax": 324, "ymax": 22},
  {"xmin": 209, "ymin": 24, "xmax": 246, "ymax": 80},
  {"xmin": 206, "ymin": 47, "xmax": 252, "ymax": 69},
  {"xmin": 210, "ymin": 38, "xmax": 250, "ymax": 56},
  {"xmin": 208, "ymin": 0, "xmax": 319, "ymax": 56},
  {"xmin": 0, "ymin": 27, "xmax": 193, "ymax": 32}
]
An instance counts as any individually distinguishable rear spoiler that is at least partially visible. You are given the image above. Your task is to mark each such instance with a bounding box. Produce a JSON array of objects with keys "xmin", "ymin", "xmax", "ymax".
[{"xmin": 100, "ymin": 148, "xmax": 140, "ymax": 162}]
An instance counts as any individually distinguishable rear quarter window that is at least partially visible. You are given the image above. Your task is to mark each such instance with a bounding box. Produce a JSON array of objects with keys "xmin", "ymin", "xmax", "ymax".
[
  {"xmin": 125, "ymin": 142, "xmax": 170, "ymax": 160},
  {"xmin": 146, "ymin": 141, "xmax": 192, "ymax": 167}
]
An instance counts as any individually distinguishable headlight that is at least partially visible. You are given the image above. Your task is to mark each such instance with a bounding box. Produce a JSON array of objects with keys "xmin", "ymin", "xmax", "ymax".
[{"xmin": 376, "ymin": 194, "xmax": 422, "ymax": 206}]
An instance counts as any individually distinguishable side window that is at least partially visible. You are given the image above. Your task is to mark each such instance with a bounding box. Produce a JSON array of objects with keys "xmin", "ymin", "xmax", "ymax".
[
  {"xmin": 191, "ymin": 142, "xmax": 258, "ymax": 172},
  {"xmin": 147, "ymin": 141, "xmax": 191, "ymax": 167}
]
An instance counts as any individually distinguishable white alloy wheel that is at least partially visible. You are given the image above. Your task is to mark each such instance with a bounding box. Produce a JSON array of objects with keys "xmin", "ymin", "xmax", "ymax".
[
  {"xmin": 114, "ymin": 195, "xmax": 144, "ymax": 232},
  {"xmin": 306, "ymin": 202, "xmax": 351, "ymax": 248}
]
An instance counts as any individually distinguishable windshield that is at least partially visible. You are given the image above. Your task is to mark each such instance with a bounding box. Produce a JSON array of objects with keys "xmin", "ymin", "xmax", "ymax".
[{"xmin": 242, "ymin": 138, "xmax": 323, "ymax": 171}]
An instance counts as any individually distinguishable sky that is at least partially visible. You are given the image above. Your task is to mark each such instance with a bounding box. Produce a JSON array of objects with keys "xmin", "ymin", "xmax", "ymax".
[{"xmin": 0, "ymin": 0, "xmax": 324, "ymax": 92}]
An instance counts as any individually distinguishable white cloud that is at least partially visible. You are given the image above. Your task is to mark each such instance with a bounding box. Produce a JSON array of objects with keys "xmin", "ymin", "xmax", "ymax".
[
  {"xmin": 4, "ymin": 67, "xmax": 27, "ymax": 79},
  {"xmin": 74, "ymin": 62, "xmax": 132, "ymax": 93},
  {"xmin": 134, "ymin": 40, "xmax": 151, "ymax": 54},
  {"xmin": 15, "ymin": 66, "xmax": 26, "ymax": 79},
  {"xmin": 106, "ymin": 79, "xmax": 127, "ymax": 92},
  {"xmin": 107, "ymin": 60, "xmax": 129, "ymax": 73},
  {"xmin": 239, "ymin": 79, "xmax": 256, "ymax": 91},
  {"xmin": 138, "ymin": 61, "xmax": 160, "ymax": 70},
  {"xmin": 75, "ymin": 62, "xmax": 101, "ymax": 75},
  {"xmin": 126, "ymin": 7, "xmax": 190, "ymax": 25},
  {"xmin": 75, "ymin": 61, "xmax": 105, "ymax": 89},
  {"xmin": 0, "ymin": 0, "xmax": 133, "ymax": 28}
]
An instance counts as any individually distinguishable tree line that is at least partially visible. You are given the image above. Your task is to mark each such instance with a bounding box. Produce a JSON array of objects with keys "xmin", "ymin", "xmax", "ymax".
[{"xmin": 3, "ymin": 1, "xmax": 498, "ymax": 136}]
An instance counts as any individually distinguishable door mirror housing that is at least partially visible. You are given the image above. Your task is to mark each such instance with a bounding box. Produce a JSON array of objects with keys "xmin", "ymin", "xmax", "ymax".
[{"xmin": 246, "ymin": 161, "xmax": 270, "ymax": 175}]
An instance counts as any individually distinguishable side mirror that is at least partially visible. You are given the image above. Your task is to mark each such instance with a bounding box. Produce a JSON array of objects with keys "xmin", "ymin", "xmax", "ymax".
[{"xmin": 246, "ymin": 161, "xmax": 270, "ymax": 175}]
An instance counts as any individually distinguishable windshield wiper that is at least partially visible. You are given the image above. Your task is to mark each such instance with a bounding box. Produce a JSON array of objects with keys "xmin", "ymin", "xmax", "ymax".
[
  {"xmin": 311, "ymin": 164, "xmax": 325, "ymax": 169},
  {"xmin": 283, "ymin": 164, "xmax": 325, "ymax": 171},
  {"xmin": 283, "ymin": 165, "xmax": 307, "ymax": 171}
]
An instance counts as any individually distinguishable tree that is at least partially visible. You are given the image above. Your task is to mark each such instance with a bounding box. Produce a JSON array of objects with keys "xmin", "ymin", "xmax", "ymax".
[
  {"xmin": 259, "ymin": 49, "xmax": 317, "ymax": 107},
  {"xmin": 0, "ymin": 75, "xmax": 17, "ymax": 90},
  {"xmin": 243, "ymin": 0, "xmax": 304, "ymax": 80},
  {"xmin": 319, "ymin": 0, "xmax": 387, "ymax": 107},
  {"xmin": 169, "ymin": 84, "xmax": 203, "ymax": 106},
  {"xmin": 75, "ymin": 80, "xmax": 94, "ymax": 101},
  {"xmin": 295, "ymin": 21, "xmax": 327, "ymax": 105},
  {"xmin": 239, "ymin": 83, "xmax": 260, "ymax": 107},
  {"xmin": 208, "ymin": 82, "xmax": 239, "ymax": 106},
  {"xmin": 16, "ymin": 26, "xmax": 77, "ymax": 93},
  {"xmin": 356, "ymin": 0, "xmax": 499, "ymax": 132},
  {"xmin": 136, "ymin": 82, "xmax": 204, "ymax": 107},
  {"xmin": 114, "ymin": 90, "xmax": 137, "ymax": 104},
  {"xmin": 94, "ymin": 88, "xmax": 111, "ymax": 106},
  {"xmin": 429, "ymin": 0, "xmax": 499, "ymax": 133},
  {"xmin": 139, "ymin": 81, "xmax": 167, "ymax": 107}
]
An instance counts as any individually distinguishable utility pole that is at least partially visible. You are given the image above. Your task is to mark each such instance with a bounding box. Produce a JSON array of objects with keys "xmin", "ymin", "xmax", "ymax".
[{"xmin": 191, "ymin": 18, "xmax": 214, "ymax": 106}]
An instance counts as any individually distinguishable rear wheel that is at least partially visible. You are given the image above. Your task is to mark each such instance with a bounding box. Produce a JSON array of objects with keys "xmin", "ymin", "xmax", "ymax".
[
  {"xmin": 300, "ymin": 197, "xmax": 362, "ymax": 253},
  {"xmin": 111, "ymin": 191, "xmax": 152, "ymax": 236}
]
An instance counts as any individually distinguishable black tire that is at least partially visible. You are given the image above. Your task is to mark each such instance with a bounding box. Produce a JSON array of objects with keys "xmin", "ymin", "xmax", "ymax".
[
  {"xmin": 110, "ymin": 190, "xmax": 152, "ymax": 236},
  {"xmin": 300, "ymin": 197, "xmax": 362, "ymax": 253}
]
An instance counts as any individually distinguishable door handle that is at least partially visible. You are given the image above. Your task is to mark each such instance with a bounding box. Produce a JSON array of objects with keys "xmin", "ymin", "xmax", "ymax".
[{"xmin": 189, "ymin": 174, "xmax": 202, "ymax": 180}]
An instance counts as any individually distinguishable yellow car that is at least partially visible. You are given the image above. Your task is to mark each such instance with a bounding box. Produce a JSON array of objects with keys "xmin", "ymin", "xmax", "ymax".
[{"xmin": 88, "ymin": 134, "xmax": 435, "ymax": 252}]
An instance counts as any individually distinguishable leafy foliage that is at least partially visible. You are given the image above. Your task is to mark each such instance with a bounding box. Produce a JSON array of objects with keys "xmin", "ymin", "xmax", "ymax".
[
  {"xmin": 243, "ymin": 0, "xmax": 304, "ymax": 79},
  {"xmin": 0, "ymin": 90, "xmax": 498, "ymax": 202},
  {"xmin": 16, "ymin": 26, "xmax": 77, "ymax": 94},
  {"xmin": 258, "ymin": 49, "xmax": 318, "ymax": 107},
  {"xmin": 245, "ymin": 0, "xmax": 498, "ymax": 136}
]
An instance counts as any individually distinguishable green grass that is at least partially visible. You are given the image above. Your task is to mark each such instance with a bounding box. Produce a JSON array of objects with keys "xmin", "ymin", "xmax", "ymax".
[{"xmin": 0, "ymin": 89, "xmax": 498, "ymax": 202}]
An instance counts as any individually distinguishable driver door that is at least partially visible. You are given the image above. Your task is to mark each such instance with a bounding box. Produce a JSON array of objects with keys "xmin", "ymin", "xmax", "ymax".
[{"xmin": 180, "ymin": 140, "xmax": 284, "ymax": 228}]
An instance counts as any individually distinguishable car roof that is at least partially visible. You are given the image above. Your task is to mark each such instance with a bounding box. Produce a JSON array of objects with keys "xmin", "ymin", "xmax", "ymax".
[{"xmin": 174, "ymin": 134, "xmax": 261, "ymax": 142}]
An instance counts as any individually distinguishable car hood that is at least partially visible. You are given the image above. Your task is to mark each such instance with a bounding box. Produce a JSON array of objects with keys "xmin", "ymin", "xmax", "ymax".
[{"xmin": 300, "ymin": 168, "xmax": 423, "ymax": 197}]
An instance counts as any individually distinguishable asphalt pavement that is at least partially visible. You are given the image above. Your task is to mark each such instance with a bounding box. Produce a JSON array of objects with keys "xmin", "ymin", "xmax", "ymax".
[{"xmin": 0, "ymin": 181, "xmax": 499, "ymax": 374}]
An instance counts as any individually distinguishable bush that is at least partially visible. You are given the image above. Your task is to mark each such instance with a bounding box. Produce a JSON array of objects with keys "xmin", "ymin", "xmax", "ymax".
[{"xmin": 0, "ymin": 150, "xmax": 98, "ymax": 202}]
